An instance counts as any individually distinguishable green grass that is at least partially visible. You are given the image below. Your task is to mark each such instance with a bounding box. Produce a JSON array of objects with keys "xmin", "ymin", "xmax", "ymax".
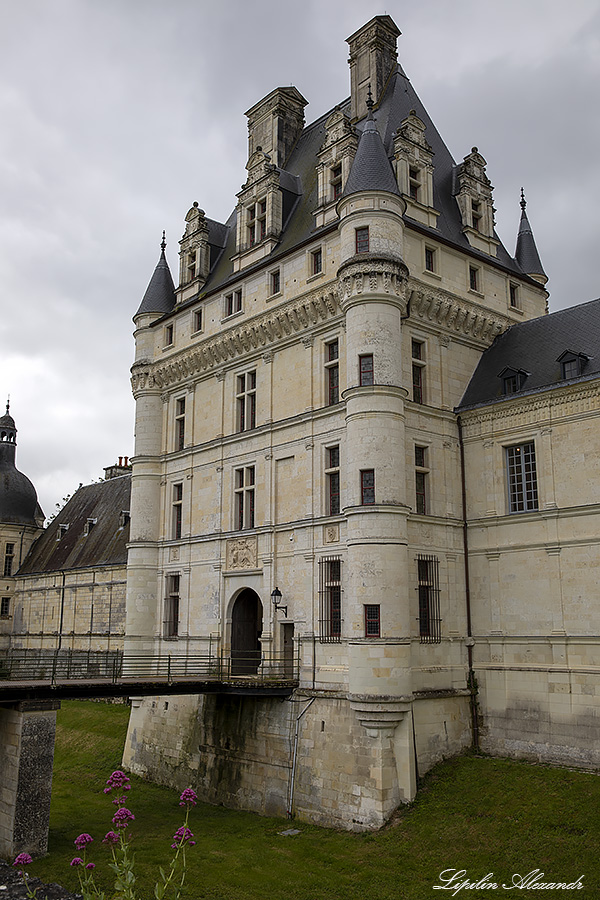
[{"xmin": 27, "ymin": 701, "xmax": 600, "ymax": 899}]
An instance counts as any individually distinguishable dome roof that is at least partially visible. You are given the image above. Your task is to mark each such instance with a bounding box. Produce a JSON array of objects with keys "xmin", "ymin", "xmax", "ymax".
[{"xmin": 0, "ymin": 403, "xmax": 43, "ymax": 526}]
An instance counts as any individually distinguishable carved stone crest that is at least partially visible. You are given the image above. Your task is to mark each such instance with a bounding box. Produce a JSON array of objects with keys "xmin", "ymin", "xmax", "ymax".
[{"xmin": 226, "ymin": 537, "xmax": 258, "ymax": 570}]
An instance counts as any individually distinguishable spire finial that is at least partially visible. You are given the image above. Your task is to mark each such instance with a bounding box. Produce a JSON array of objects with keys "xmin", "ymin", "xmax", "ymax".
[
  {"xmin": 520, "ymin": 187, "xmax": 526, "ymax": 211},
  {"xmin": 366, "ymin": 83, "xmax": 374, "ymax": 118},
  {"xmin": 5, "ymin": 396, "xmax": 9, "ymax": 416},
  {"xmin": 160, "ymin": 230, "xmax": 166, "ymax": 253}
]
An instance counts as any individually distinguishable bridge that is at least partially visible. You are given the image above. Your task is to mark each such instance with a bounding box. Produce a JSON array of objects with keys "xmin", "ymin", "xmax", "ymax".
[{"xmin": 0, "ymin": 647, "xmax": 299, "ymax": 861}]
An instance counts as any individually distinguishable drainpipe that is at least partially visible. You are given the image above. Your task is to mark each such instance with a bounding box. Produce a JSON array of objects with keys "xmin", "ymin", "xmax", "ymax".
[
  {"xmin": 286, "ymin": 697, "xmax": 315, "ymax": 818},
  {"xmin": 57, "ymin": 571, "xmax": 66, "ymax": 652},
  {"xmin": 457, "ymin": 416, "xmax": 479, "ymax": 752}
]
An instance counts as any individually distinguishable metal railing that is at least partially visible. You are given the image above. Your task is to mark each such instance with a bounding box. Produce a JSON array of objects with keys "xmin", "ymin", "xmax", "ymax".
[{"xmin": 0, "ymin": 646, "xmax": 299, "ymax": 688}]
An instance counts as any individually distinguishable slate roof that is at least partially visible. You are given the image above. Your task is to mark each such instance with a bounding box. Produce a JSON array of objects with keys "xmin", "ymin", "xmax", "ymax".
[
  {"xmin": 152, "ymin": 63, "xmax": 540, "ymax": 315},
  {"xmin": 343, "ymin": 110, "xmax": 400, "ymax": 197},
  {"xmin": 458, "ymin": 298, "xmax": 600, "ymax": 410},
  {"xmin": 135, "ymin": 242, "xmax": 176, "ymax": 318},
  {"xmin": 18, "ymin": 475, "xmax": 131, "ymax": 574},
  {"xmin": 515, "ymin": 196, "xmax": 546, "ymax": 280}
]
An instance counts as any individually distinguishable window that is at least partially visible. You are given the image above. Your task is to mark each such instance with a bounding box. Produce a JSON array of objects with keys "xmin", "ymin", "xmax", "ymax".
[
  {"xmin": 331, "ymin": 165, "xmax": 342, "ymax": 200},
  {"xmin": 355, "ymin": 227, "xmax": 369, "ymax": 254},
  {"xmin": 409, "ymin": 167, "xmax": 421, "ymax": 202},
  {"xmin": 318, "ymin": 556, "xmax": 342, "ymax": 642},
  {"xmin": 425, "ymin": 247, "xmax": 436, "ymax": 273},
  {"xmin": 562, "ymin": 358, "xmax": 580, "ymax": 379},
  {"xmin": 172, "ymin": 483, "xmax": 183, "ymax": 539},
  {"xmin": 247, "ymin": 199, "xmax": 266, "ymax": 246},
  {"xmin": 364, "ymin": 604, "xmax": 380, "ymax": 637},
  {"xmin": 469, "ymin": 266, "xmax": 480, "ymax": 292},
  {"xmin": 186, "ymin": 251, "xmax": 197, "ymax": 282},
  {"xmin": 236, "ymin": 371, "xmax": 256, "ymax": 432},
  {"xmin": 175, "ymin": 397, "xmax": 186, "ymax": 451},
  {"xmin": 509, "ymin": 283, "xmax": 520, "ymax": 310},
  {"xmin": 411, "ymin": 340, "xmax": 425, "ymax": 404},
  {"xmin": 417, "ymin": 555, "xmax": 441, "ymax": 643},
  {"xmin": 506, "ymin": 442, "xmax": 538, "ymax": 513},
  {"xmin": 360, "ymin": 469, "xmax": 375, "ymax": 505},
  {"xmin": 325, "ymin": 445, "xmax": 340, "ymax": 516},
  {"xmin": 415, "ymin": 446, "xmax": 429, "ymax": 515},
  {"xmin": 164, "ymin": 324, "xmax": 174, "ymax": 346},
  {"xmin": 471, "ymin": 199, "xmax": 481, "ymax": 232},
  {"xmin": 225, "ymin": 290, "xmax": 242, "ymax": 317},
  {"xmin": 83, "ymin": 518, "xmax": 97, "ymax": 536},
  {"xmin": 500, "ymin": 368, "xmax": 527, "ymax": 395},
  {"xmin": 235, "ymin": 466, "xmax": 255, "ymax": 530},
  {"xmin": 359, "ymin": 354, "xmax": 374, "ymax": 386},
  {"xmin": 325, "ymin": 339, "xmax": 339, "ymax": 405},
  {"xmin": 3, "ymin": 543, "xmax": 14, "ymax": 577},
  {"xmin": 56, "ymin": 524, "xmax": 69, "ymax": 541},
  {"xmin": 558, "ymin": 352, "xmax": 586, "ymax": 380},
  {"xmin": 163, "ymin": 574, "xmax": 180, "ymax": 638},
  {"xmin": 311, "ymin": 248, "xmax": 322, "ymax": 275},
  {"xmin": 1, "ymin": 597, "xmax": 10, "ymax": 617},
  {"xmin": 192, "ymin": 308, "xmax": 203, "ymax": 333},
  {"xmin": 270, "ymin": 269, "xmax": 281, "ymax": 296},
  {"xmin": 119, "ymin": 510, "xmax": 130, "ymax": 528}
]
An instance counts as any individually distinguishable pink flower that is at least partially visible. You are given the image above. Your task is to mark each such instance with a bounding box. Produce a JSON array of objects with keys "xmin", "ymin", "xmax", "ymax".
[
  {"xmin": 112, "ymin": 795, "xmax": 128, "ymax": 806},
  {"xmin": 112, "ymin": 807, "xmax": 135, "ymax": 829},
  {"xmin": 13, "ymin": 853, "xmax": 33, "ymax": 867},
  {"xmin": 70, "ymin": 858, "xmax": 83, "ymax": 867},
  {"xmin": 179, "ymin": 787, "xmax": 197, "ymax": 807},
  {"xmin": 74, "ymin": 833, "xmax": 93, "ymax": 850},
  {"xmin": 85, "ymin": 863, "xmax": 95, "ymax": 870},
  {"xmin": 102, "ymin": 831, "xmax": 119, "ymax": 844}
]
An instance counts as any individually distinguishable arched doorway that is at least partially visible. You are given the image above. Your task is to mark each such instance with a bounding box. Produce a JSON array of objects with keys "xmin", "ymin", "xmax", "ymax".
[{"xmin": 231, "ymin": 589, "xmax": 263, "ymax": 675}]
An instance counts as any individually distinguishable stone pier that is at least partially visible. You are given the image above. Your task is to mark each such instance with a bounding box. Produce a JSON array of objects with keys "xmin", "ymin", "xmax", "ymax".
[{"xmin": 0, "ymin": 701, "xmax": 59, "ymax": 860}]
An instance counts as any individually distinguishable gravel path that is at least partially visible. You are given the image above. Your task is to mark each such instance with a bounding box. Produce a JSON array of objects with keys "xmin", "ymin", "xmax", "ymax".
[{"xmin": 0, "ymin": 862, "xmax": 81, "ymax": 900}]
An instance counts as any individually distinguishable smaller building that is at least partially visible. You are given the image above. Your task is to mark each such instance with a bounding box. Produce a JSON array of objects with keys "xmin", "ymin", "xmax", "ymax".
[{"xmin": 8, "ymin": 461, "xmax": 131, "ymax": 656}]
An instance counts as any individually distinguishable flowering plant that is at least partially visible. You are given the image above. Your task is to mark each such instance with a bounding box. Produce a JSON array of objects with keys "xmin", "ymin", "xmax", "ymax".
[{"xmin": 13, "ymin": 772, "xmax": 198, "ymax": 900}]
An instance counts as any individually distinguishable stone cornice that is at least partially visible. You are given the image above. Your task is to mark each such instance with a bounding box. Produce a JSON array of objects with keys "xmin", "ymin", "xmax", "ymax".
[
  {"xmin": 131, "ymin": 282, "xmax": 340, "ymax": 392},
  {"xmin": 408, "ymin": 280, "xmax": 510, "ymax": 344},
  {"xmin": 459, "ymin": 382, "xmax": 600, "ymax": 436}
]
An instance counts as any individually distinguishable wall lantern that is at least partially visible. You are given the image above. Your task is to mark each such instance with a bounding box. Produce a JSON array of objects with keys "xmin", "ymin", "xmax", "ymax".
[{"xmin": 271, "ymin": 586, "xmax": 287, "ymax": 617}]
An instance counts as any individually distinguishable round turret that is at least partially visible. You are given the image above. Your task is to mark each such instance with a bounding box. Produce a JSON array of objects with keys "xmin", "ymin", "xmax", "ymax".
[{"xmin": 0, "ymin": 402, "xmax": 42, "ymax": 526}]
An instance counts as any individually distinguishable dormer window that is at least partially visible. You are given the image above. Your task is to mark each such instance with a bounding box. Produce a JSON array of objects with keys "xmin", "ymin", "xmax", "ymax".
[
  {"xmin": 247, "ymin": 200, "xmax": 267, "ymax": 246},
  {"xmin": 84, "ymin": 518, "xmax": 97, "ymax": 536},
  {"xmin": 119, "ymin": 510, "xmax": 131, "ymax": 528},
  {"xmin": 409, "ymin": 167, "xmax": 421, "ymax": 202},
  {"xmin": 57, "ymin": 524, "xmax": 69, "ymax": 540},
  {"xmin": 186, "ymin": 251, "xmax": 197, "ymax": 281},
  {"xmin": 558, "ymin": 351, "xmax": 588, "ymax": 381},
  {"xmin": 471, "ymin": 200, "xmax": 481, "ymax": 232},
  {"xmin": 499, "ymin": 367, "xmax": 528, "ymax": 396}
]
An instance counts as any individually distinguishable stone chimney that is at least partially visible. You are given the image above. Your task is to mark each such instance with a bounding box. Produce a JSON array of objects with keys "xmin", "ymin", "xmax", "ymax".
[
  {"xmin": 347, "ymin": 15, "xmax": 400, "ymax": 122},
  {"xmin": 245, "ymin": 87, "xmax": 308, "ymax": 168}
]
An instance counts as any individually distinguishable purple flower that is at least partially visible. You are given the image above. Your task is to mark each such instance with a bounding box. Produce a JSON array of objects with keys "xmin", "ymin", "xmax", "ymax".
[
  {"xmin": 112, "ymin": 795, "xmax": 128, "ymax": 806},
  {"xmin": 112, "ymin": 807, "xmax": 135, "ymax": 829},
  {"xmin": 102, "ymin": 831, "xmax": 119, "ymax": 844},
  {"xmin": 70, "ymin": 858, "xmax": 83, "ymax": 867},
  {"xmin": 172, "ymin": 826, "xmax": 194, "ymax": 845},
  {"xmin": 105, "ymin": 770, "xmax": 131, "ymax": 793},
  {"xmin": 85, "ymin": 863, "xmax": 95, "ymax": 870},
  {"xmin": 13, "ymin": 853, "xmax": 33, "ymax": 868},
  {"xmin": 74, "ymin": 833, "xmax": 93, "ymax": 850},
  {"xmin": 179, "ymin": 788, "xmax": 197, "ymax": 807}
]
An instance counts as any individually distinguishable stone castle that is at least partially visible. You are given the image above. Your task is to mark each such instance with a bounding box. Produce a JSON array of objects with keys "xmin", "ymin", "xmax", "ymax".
[{"xmin": 4, "ymin": 16, "xmax": 600, "ymax": 833}]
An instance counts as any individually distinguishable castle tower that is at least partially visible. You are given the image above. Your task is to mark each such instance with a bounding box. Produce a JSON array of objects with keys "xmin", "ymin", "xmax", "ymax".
[
  {"xmin": 336, "ymin": 97, "xmax": 416, "ymax": 807},
  {"xmin": 515, "ymin": 189, "xmax": 547, "ymax": 286},
  {"xmin": 127, "ymin": 237, "xmax": 176, "ymax": 652},
  {"xmin": 0, "ymin": 401, "xmax": 44, "ymax": 637}
]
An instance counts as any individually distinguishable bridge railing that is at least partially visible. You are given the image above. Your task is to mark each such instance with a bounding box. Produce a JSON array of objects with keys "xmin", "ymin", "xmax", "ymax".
[{"xmin": 0, "ymin": 647, "xmax": 299, "ymax": 686}]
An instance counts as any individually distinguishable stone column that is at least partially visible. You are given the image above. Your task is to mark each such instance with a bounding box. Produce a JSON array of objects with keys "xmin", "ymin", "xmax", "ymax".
[{"xmin": 0, "ymin": 701, "xmax": 59, "ymax": 860}]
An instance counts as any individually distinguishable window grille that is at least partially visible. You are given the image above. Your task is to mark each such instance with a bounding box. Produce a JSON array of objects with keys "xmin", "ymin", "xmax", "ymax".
[
  {"xmin": 318, "ymin": 556, "xmax": 342, "ymax": 642},
  {"xmin": 4, "ymin": 543, "xmax": 15, "ymax": 577},
  {"xmin": 506, "ymin": 442, "xmax": 538, "ymax": 513},
  {"xmin": 163, "ymin": 574, "xmax": 180, "ymax": 638},
  {"xmin": 364, "ymin": 604, "xmax": 380, "ymax": 637},
  {"xmin": 417, "ymin": 554, "xmax": 441, "ymax": 643}
]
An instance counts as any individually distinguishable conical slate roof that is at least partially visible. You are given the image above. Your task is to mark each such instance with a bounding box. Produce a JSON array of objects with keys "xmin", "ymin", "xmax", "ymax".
[
  {"xmin": 515, "ymin": 191, "xmax": 546, "ymax": 280},
  {"xmin": 342, "ymin": 105, "xmax": 400, "ymax": 198},
  {"xmin": 135, "ymin": 234, "xmax": 176, "ymax": 319}
]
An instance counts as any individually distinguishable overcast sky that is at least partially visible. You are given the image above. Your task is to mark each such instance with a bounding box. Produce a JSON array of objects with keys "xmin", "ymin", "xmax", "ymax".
[{"xmin": 1, "ymin": 0, "xmax": 598, "ymax": 519}]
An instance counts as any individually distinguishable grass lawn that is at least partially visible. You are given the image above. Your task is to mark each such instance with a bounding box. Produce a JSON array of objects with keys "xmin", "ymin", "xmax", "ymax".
[{"xmin": 27, "ymin": 701, "xmax": 600, "ymax": 899}]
